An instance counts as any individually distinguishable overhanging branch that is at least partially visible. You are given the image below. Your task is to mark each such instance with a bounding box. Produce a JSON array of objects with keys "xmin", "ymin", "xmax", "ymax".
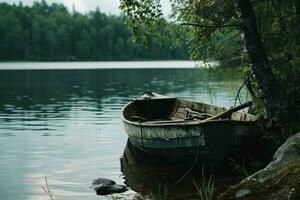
[
  {"xmin": 251, "ymin": 0, "xmax": 272, "ymax": 4},
  {"xmin": 181, "ymin": 23, "xmax": 240, "ymax": 28}
]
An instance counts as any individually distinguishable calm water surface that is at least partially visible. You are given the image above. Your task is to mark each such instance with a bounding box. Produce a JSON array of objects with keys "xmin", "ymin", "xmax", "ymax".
[{"xmin": 0, "ymin": 62, "xmax": 247, "ymax": 200}]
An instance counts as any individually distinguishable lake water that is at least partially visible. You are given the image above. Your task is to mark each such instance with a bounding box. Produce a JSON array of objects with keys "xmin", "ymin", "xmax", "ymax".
[{"xmin": 0, "ymin": 62, "xmax": 247, "ymax": 200}]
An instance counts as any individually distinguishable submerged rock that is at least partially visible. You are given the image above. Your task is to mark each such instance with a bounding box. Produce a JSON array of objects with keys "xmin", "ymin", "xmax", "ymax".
[
  {"xmin": 218, "ymin": 132, "xmax": 300, "ymax": 200},
  {"xmin": 91, "ymin": 178, "xmax": 128, "ymax": 195}
]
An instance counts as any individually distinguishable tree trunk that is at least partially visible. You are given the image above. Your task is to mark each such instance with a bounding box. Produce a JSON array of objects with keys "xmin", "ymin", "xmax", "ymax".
[{"xmin": 236, "ymin": 0, "xmax": 297, "ymax": 124}]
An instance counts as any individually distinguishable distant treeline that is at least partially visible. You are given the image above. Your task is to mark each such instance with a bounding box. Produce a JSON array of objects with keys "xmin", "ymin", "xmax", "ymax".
[{"xmin": 0, "ymin": 1, "xmax": 188, "ymax": 61}]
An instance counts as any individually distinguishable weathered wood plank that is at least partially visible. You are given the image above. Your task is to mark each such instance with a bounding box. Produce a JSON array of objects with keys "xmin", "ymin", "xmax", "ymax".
[{"xmin": 202, "ymin": 102, "xmax": 253, "ymax": 122}]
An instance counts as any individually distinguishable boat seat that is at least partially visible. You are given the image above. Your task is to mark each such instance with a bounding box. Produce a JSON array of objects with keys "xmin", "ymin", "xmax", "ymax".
[
  {"xmin": 185, "ymin": 108, "xmax": 213, "ymax": 120},
  {"xmin": 171, "ymin": 106, "xmax": 213, "ymax": 120}
]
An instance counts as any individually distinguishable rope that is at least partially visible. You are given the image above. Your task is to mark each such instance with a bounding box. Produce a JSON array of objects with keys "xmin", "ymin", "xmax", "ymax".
[{"xmin": 173, "ymin": 135, "xmax": 202, "ymax": 185}]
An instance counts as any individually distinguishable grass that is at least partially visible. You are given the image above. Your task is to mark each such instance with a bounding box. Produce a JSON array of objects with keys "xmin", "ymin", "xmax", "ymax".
[
  {"xmin": 229, "ymin": 158, "xmax": 250, "ymax": 177},
  {"xmin": 193, "ymin": 168, "xmax": 214, "ymax": 200},
  {"xmin": 41, "ymin": 177, "xmax": 54, "ymax": 200},
  {"xmin": 230, "ymin": 158, "xmax": 266, "ymax": 178},
  {"xmin": 111, "ymin": 195, "xmax": 117, "ymax": 200},
  {"xmin": 150, "ymin": 183, "xmax": 168, "ymax": 200},
  {"xmin": 39, "ymin": 174, "xmax": 216, "ymax": 200}
]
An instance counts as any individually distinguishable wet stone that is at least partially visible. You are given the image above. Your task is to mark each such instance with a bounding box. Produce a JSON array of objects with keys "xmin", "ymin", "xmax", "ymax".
[
  {"xmin": 91, "ymin": 178, "xmax": 128, "ymax": 195},
  {"xmin": 235, "ymin": 189, "xmax": 251, "ymax": 198}
]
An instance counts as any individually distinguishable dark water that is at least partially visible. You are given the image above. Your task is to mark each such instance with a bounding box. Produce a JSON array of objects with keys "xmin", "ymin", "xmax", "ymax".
[{"xmin": 0, "ymin": 65, "xmax": 247, "ymax": 200}]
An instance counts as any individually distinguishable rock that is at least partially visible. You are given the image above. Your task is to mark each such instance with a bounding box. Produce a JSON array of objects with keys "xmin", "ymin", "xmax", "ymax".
[
  {"xmin": 91, "ymin": 178, "xmax": 128, "ymax": 195},
  {"xmin": 218, "ymin": 132, "xmax": 300, "ymax": 200},
  {"xmin": 235, "ymin": 189, "xmax": 251, "ymax": 198},
  {"xmin": 110, "ymin": 190, "xmax": 148, "ymax": 200},
  {"xmin": 246, "ymin": 133, "xmax": 300, "ymax": 183}
]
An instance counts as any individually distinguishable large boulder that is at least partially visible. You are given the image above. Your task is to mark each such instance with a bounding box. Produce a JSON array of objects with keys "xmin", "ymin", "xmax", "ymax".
[
  {"xmin": 91, "ymin": 178, "xmax": 128, "ymax": 195},
  {"xmin": 218, "ymin": 133, "xmax": 300, "ymax": 200}
]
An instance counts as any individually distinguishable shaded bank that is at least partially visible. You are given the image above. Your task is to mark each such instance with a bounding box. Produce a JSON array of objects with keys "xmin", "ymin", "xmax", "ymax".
[{"xmin": 219, "ymin": 133, "xmax": 300, "ymax": 200}]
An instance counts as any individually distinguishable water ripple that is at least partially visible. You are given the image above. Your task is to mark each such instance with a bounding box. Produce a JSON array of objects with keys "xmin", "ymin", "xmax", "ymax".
[{"xmin": 0, "ymin": 66, "xmax": 245, "ymax": 200}]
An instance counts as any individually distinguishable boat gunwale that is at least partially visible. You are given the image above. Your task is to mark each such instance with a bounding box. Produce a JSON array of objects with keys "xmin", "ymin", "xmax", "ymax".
[{"xmin": 121, "ymin": 97, "xmax": 257, "ymax": 127}]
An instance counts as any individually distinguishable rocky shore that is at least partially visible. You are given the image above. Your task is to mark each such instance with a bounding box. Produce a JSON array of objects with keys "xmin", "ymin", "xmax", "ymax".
[{"xmin": 219, "ymin": 133, "xmax": 300, "ymax": 200}]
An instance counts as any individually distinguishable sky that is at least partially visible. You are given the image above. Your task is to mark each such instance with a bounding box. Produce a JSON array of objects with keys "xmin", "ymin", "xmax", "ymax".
[{"xmin": 0, "ymin": 0, "xmax": 172, "ymax": 15}]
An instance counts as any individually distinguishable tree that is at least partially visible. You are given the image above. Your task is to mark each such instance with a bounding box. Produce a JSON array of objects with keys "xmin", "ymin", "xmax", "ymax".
[
  {"xmin": 120, "ymin": 0, "xmax": 299, "ymax": 128},
  {"xmin": 0, "ymin": 2, "xmax": 189, "ymax": 61},
  {"xmin": 236, "ymin": 0, "xmax": 297, "ymax": 124}
]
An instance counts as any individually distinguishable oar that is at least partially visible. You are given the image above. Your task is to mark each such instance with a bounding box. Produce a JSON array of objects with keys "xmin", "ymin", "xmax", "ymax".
[{"xmin": 201, "ymin": 101, "xmax": 253, "ymax": 122}]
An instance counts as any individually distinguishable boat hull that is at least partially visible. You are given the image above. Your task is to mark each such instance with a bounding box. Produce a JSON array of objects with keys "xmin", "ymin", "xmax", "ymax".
[
  {"xmin": 121, "ymin": 93, "xmax": 258, "ymax": 161},
  {"xmin": 123, "ymin": 122, "xmax": 205, "ymax": 149},
  {"xmin": 123, "ymin": 119, "xmax": 257, "ymax": 161}
]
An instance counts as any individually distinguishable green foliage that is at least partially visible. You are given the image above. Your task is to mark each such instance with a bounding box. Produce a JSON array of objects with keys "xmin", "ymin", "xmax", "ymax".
[
  {"xmin": 242, "ymin": 67, "xmax": 268, "ymax": 117},
  {"xmin": 120, "ymin": 0, "xmax": 242, "ymax": 63},
  {"xmin": 120, "ymin": 0, "xmax": 163, "ymax": 45},
  {"xmin": 0, "ymin": 2, "xmax": 188, "ymax": 61},
  {"xmin": 193, "ymin": 168, "xmax": 214, "ymax": 200},
  {"xmin": 254, "ymin": 0, "xmax": 300, "ymax": 106},
  {"xmin": 150, "ymin": 183, "xmax": 168, "ymax": 200},
  {"xmin": 120, "ymin": 0, "xmax": 299, "ymax": 67},
  {"xmin": 120, "ymin": 0, "xmax": 300, "ymax": 118}
]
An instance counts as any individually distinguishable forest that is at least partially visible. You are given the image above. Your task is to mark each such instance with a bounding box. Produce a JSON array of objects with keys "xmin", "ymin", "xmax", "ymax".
[{"xmin": 0, "ymin": 1, "xmax": 189, "ymax": 61}]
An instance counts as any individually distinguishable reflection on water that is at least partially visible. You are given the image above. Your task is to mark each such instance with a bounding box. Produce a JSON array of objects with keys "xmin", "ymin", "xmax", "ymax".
[
  {"xmin": 121, "ymin": 141, "xmax": 202, "ymax": 199},
  {"xmin": 121, "ymin": 141, "xmax": 241, "ymax": 200},
  {"xmin": 0, "ymin": 65, "xmax": 246, "ymax": 200}
]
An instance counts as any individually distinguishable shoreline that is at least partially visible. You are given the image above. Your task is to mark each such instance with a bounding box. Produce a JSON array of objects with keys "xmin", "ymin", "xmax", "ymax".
[{"xmin": 0, "ymin": 60, "xmax": 219, "ymax": 70}]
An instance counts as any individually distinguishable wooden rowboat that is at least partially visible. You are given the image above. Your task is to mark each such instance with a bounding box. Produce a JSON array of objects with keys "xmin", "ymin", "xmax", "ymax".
[{"xmin": 121, "ymin": 92, "xmax": 258, "ymax": 161}]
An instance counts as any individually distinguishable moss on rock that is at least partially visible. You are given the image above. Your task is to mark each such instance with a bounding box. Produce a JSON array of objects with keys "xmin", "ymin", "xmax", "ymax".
[
  {"xmin": 218, "ymin": 156, "xmax": 300, "ymax": 199},
  {"xmin": 218, "ymin": 133, "xmax": 300, "ymax": 200}
]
